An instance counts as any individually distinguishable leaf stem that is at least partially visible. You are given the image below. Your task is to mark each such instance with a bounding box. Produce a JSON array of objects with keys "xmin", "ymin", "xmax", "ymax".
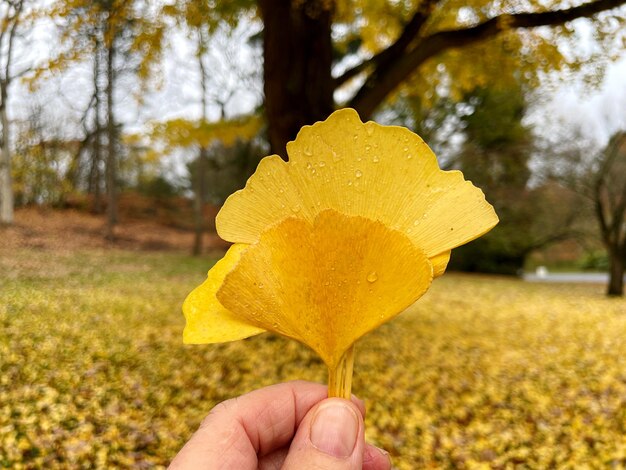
[{"xmin": 328, "ymin": 345, "xmax": 355, "ymax": 399}]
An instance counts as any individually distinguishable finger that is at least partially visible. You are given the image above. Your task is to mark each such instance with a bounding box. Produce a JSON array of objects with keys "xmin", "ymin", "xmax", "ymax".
[
  {"xmin": 363, "ymin": 444, "xmax": 392, "ymax": 470},
  {"xmin": 169, "ymin": 381, "xmax": 365, "ymax": 469},
  {"xmin": 281, "ymin": 398, "xmax": 365, "ymax": 470},
  {"xmin": 169, "ymin": 381, "xmax": 325, "ymax": 469},
  {"xmin": 258, "ymin": 446, "xmax": 288, "ymax": 470},
  {"xmin": 259, "ymin": 443, "xmax": 391, "ymax": 470},
  {"xmin": 258, "ymin": 443, "xmax": 390, "ymax": 470}
]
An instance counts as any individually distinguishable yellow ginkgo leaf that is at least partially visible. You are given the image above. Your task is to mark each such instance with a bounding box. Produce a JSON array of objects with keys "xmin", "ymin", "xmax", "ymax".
[
  {"xmin": 431, "ymin": 251, "xmax": 451, "ymax": 278},
  {"xmin": 183, "ymin": 108, "xmax": 498, "ymax": 398},
  {"xmin": 216, "ymin": 209, "xmax": 433, "ymax": 371},
  {"xmin": 216, "ymin": 108, "xmax": 498, "ymax": 263},
  {"xmin": 183, "ymin": 244, "xmax": 266, "ymax": 344}
]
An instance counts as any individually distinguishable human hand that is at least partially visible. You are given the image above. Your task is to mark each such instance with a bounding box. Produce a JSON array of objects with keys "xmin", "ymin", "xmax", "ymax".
[{"xmin": 169, "ymin": 380, "xmax": 391, "ymax": 470}]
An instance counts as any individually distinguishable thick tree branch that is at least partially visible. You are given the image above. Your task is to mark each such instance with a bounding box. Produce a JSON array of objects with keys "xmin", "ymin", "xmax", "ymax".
[
  {"xmin": 613, "ymin": 172, "xmax": 626, "ymax": 245},
  {"xmin": 595, "ymin": 196, "xmax": 610, "ymax": 244},
  {"xmin": 524, "ymin": 231, "xmax": 576, "ymax": 254},
  {"xmin": 348, "ymin": 0, "xmax": 626, "ymax": 118},
  {"xmin": 334, "ymin": 0, "xmax": 441, "ymax": 88}
]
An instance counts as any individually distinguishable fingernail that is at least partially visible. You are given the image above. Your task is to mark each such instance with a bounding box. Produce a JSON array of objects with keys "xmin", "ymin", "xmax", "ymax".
[
  {"xmin": 377, "ymin": 447, "xmax": 391, "ymax": 461},
  {"xmin": 364, "ymin": 445, "xmax": 391, "ymax": 465},
  {"xmin": 310, "ymin": 401, "xmax": 359, "ymax": 458}
]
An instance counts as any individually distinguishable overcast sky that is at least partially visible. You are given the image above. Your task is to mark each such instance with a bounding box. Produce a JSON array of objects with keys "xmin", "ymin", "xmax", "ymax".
[{"xmin": 530, "ymin": 56, "xmax": 626, "ymax": 146}]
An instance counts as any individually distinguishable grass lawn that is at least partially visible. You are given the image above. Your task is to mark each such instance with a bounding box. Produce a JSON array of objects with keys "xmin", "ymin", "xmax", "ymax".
[{"xmin": 2, "ymin": 247, "xmax": 626, "ymax": 469}]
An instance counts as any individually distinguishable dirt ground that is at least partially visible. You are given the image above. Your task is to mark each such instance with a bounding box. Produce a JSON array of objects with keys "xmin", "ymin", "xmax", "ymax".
[{"xmin": 0, "ymin": 207, "xmax": 228, "ymax": 254}]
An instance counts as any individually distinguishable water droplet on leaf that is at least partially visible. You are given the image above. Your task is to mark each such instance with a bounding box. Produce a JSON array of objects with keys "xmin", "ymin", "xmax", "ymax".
[{"xmin": 367, "ymin": 271, "xmax": 378, "ymax": 283}]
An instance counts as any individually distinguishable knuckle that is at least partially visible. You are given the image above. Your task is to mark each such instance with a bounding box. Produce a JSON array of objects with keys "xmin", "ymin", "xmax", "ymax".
[{"xmin": 199, "ymin": 398, "xmax": 238, "ymax": 429}]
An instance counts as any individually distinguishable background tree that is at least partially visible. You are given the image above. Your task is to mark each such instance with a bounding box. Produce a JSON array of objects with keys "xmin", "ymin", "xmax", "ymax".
[
  {"xmin": 255, "ymin": 0, "xmax": 626, "ymax": 156},
  {"xmin": 12, "ymin": 104, "xmax": 77, "ymax": 206},
  {"xmin": 149, "ymin": 116, "xmax": 262, "ymax": 255},
  {"xmin": 0, "ymin": 0, "xmax": 31, "ymax": 224},
  {"xmin": 48, "ymin": 0, "xmax": 165, "ymax": 237},
  {"xmin": 155, "ymin": 1, "xmax": 262, "ymax": 254},
  {"xmin": 593, "ymin": 131, "xmax": 626, "ymax": 296},
  {"xmin": 446, "ymin": 83, "xmax": 580, "ymax": 273},
  {"xmin": 539, "ymin": 125, "xmax": 626, "ymax": 296},
  {"xmin": 180, "ymin": 2, "xmax": 260, "ymax": 254}
]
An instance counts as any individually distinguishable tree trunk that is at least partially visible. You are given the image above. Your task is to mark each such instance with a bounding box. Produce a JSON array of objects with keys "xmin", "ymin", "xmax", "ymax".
[
  {"xmin": 259, "ymin": 0, "xmax": 334, "ymax": 158},
  {"xmin": 191, "ymin": 32, "xmax": 211, "ymax": 256},
  {"xmin": 105, "ymin": 43, "xmax": 117, "ymax": 239},
  {"xmin": 192, "ymin": 149, "xmax": 208, "ymax": 256},
  {"xmin": 92, "ymin": 129, "xmax": 104, "ymax": 213},
  {"xmin": 92, "ymin": 38, "xmax": 104, "ymax": 214},
  {"xmin": 0, "ymin": 82, "xmax": 13, "ymax": 225},
  {"xmin": 0, "ymin": 0, "xmax": 23, "ymax": 225},
  {"xmin": 607, "ymin": 248, "xmax": 624, "ymax": 296}
]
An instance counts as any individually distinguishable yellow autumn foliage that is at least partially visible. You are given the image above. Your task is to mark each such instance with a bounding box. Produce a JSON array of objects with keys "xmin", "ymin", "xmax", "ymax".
[
  {"xmin": 2, "ymin": 248, "xmax": 626, "ymax": 468},
  {"xmin": 150, "ymin": 115, "xmax": 263, "ymax": 152}
]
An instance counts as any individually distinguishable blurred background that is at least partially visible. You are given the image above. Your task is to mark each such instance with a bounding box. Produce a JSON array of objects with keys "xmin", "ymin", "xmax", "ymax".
[{"xmin": 1, "ymin": 0, "xmax": 626, "ymax": 468}]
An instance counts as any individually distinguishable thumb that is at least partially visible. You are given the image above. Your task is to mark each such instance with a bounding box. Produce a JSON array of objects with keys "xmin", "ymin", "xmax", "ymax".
[{"xmin": 281, "ymin": 398, "xmax": 364, "ymax": 470}]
